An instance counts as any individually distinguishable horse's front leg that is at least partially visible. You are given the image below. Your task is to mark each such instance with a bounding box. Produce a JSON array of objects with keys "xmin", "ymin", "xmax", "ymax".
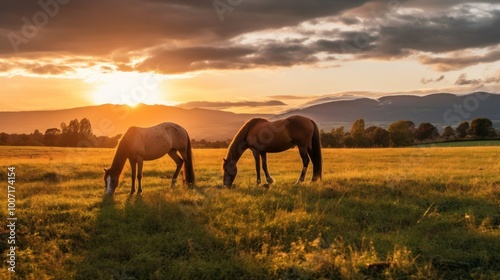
[
  {"xmin": 251, "ymin": 149, "xmax": 261, "ymax": 185},
  {"xmin": 129, "ymin": 159, "xmax": 137, "ymax": 195},
  {"xmin": 168, "ymin": 149, "xmax": 183, "ymax": 188},
  {"xmin": 296, "ymin": 146, "xmax": 310, "ymax": 185},
  {"xmin": 137, "ymin": 158, "xmax": 143, "ymax": 194},
  {"xmin": 261, "ymin": 152, "xmax": 274, "ymax": 184}
]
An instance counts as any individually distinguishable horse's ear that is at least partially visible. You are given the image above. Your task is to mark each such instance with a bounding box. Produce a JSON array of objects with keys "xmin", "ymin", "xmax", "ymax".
[
  {"xmin": 103, "ymin": 168, "xmax": 107, "ymax": 172},
  {"xmin": 223, "ymin": 158, "xmax": 227, "ymax": 163}
]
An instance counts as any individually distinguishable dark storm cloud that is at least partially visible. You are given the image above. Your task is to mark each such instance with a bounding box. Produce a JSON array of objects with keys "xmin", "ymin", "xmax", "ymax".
[
  {"xmin": 136, "ymin": 42, "xmax": 319, "ymax": 73},
  {"xmin": 0, "ymin": 0, "xmax": 499, "ymax": 74}
]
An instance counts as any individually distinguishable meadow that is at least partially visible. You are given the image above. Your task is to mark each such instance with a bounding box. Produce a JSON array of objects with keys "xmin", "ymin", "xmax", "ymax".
[{"xmin": 0, "ymin": 145, "xmax": 499, "ymax": 279}]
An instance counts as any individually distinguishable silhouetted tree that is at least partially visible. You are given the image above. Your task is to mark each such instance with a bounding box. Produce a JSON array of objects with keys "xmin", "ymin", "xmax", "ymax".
[
  {"xmin": 388, "ymin": 120, "xmax": 415, "ymax": 147},
  {"xmin": 31, "ymin": 129, "xmax": 44, "ymax": 145},
  {"xmin": 350, "ymin": 119, "xmax": 365, "ymax": 146},
  {"xmin": 456, "ymin": 121, "xmax": 469, "ymax": 138},
  {"xmin": 44, "ymin": 128, "xmax": 61, "ymax": 146},
  {"xmin": 441, "ymin": 126, "xmax": 456, "ymax": 141},
  {"xmin": 415, "ymin": 123, "xmax": 439, "ymax": 142},
  {"xmin": 469, "ymin": 118, "xmax": 494, "ymax": 138},
  {"xmin": 365, "ymin": 126, "xmax": 389, "ymax": 147},
  {"xmin": 320, "ymin": 129, "xmax": 336, "ymax": 148},
  {"xmin": 331, "ymin": 126, "xmax": 345, "ymax": 148}
]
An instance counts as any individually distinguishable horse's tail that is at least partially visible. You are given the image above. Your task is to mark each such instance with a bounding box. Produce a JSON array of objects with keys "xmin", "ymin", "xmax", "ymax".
[
  {"xmin": 183, "ymin": 133, "xmax": 196, "ymax": 187},
  {"xmin": 311, "ymin": 120, "xmax": 322, "ymax": 181}
]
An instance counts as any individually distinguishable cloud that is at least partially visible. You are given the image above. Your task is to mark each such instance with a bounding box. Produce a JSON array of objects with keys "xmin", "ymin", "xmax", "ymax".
[
  {"xmin": 0, "ymin": 1, "xmax": 499, "ymax": 75},
  {"xmin": 267, "ymin": 95, "xmax": 320, "ymax": 100},
  {"xmin": 419, "ymin": 49, "xmax": 500, "ymax": 71},
  {"xmin": 455, "ymin": 72, "xmax": 500, "ymax": 86},
  {"xmin": 178, "ymin": 100, "xmax": 286, "ymax": 109},
  {"xmin": 421, "ymin": 75, "xmax": 445, "ymax": 84}
]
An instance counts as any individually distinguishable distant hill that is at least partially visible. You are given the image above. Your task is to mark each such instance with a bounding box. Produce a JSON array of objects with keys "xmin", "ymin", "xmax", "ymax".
[
  {"xmin": 1, "ymin": 93, "xmax": 499, "ymax": 141},
  {"xmin": 0, "ymin": 104, "xmax": 271, "ymax": 141},
  {"xmin": 276, "ymin": 92, "xmax": 500, "ymax": 130}
]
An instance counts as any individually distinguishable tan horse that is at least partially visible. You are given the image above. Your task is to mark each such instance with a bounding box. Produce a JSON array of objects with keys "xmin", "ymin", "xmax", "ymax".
[
  {"xmin": 103, "ymin": 122, "xmax": 195, "ymax": 195},
  {"xmin": 223, "ymin": 115, "xmax": 322, "ymax": 187}
]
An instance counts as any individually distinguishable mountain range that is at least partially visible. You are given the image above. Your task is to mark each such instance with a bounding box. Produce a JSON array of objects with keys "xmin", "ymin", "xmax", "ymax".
[
  {"xmin": 1, "ymin": 93, "xmax": 499, "ymax": 140},
  {"xmin": 277, "ymin": 92, "xmax": 500, "ymax": 130}
]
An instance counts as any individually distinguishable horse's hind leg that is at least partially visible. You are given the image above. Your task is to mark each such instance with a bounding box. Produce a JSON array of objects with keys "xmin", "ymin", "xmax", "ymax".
[
  {"xmin": 307, "ymin": 146, "xmax": 319, "ymax": 182},
  {"xmin": 261, "ymin": 152, "xmax": 274, "ymax": 184},
  {"xmin": 137, "ymin": 159, "xmax": 143, "ymax": 194},
  {"xmin": 168, "ymin": 149, "xmax": 183, "ymax": 187},
  {"xmin": 296, "ymin": 146, "xmax": 310, "ymax": 184}
]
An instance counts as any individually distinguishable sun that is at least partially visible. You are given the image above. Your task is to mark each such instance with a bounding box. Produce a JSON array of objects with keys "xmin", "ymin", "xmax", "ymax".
[{"xmin": 90, "ymin": 72, "xmax": 165, "ymax": 107}]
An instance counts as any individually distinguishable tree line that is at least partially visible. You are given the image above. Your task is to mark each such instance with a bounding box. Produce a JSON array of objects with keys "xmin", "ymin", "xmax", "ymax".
[
  {"xmin": 0, "ymin": 118, "xmax": 122, "ymax": 148},
  {"xmin": 0, "ymin": 117, "xmax": 498, "ymax": 148},
  {"xmin": 321, "ymin": 117, "xmax": 498, "ymax": 148}
]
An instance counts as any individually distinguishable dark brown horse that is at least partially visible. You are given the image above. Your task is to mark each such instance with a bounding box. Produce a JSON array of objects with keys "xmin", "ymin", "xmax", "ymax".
[
  {"xmin": 104, "ymin": 122, "xmax": 195, "ymax": 195},
  {"xmin": 223, "ymin": 115, "xmax": 322, "ymax": 187}
]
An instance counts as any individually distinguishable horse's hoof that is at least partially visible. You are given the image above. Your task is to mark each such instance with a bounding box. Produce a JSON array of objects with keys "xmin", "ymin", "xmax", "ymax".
[
  {"xmin": 262, "ymin": 183, "xmax": 270, "ymax": 188},
  {"xmin": 266, "ymin": 177, "xmax": 275, "ymax": 184}
]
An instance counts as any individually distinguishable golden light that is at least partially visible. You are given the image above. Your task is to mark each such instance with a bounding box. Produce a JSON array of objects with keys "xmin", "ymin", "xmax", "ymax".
[{"xmin": 90, "ymin": 72, "xmax": 166, "ymax": 107}]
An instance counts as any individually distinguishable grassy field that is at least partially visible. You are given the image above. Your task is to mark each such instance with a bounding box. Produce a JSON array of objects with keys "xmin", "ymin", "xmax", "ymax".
[
  {"xmin": 416, "ymin": 140, "xmax": 500, "ymax": 148},
  {"xmin": 0, "ymin": 146, "xmax": 499, "ymax": 279}
]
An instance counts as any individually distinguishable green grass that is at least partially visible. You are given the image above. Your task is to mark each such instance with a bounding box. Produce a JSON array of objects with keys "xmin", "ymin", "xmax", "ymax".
[
  {"xmin": 0, "ymin": 146, "xmax": 499, "ymax": 279},
  {"xmin": 416, "ymin": 139, "xmax": 500, "ymax": 147}
]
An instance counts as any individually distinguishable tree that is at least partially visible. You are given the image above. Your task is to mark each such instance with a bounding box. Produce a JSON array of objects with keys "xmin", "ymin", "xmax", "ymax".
[
  {"xmin": 350, "ymin": 119, "xmax": 365, "ymax": 146},
  {"xmin": 441, "ymin": 126, "xmax": 456, "ymax": 141},
  {"xmin": 79, "ymin": 118, "xmax": 93, "ymax": 138},
  {"xmin": 468, "ymin": 118, "xmax": 494, "ymax": 138},
  {"xmin": 456, "ymin": 121, "xmax": 469, "ymax": 138},
  {"xmin": 31, "ymin": 129, "xmax": 44, "ymax": 145},
  {"xmin": 365, "ymin": 126, "xmax": 389, "ymax": 147},
  {"xmin": 60, "ymin": 118, "xmax": 94, "ymax": 146},
  {"xmin": 68, "ymin": 119, "xmax": 80, "ymax": 146},
  {"xmin": 388, "ymin": 120, "xmax": 415, "ymax": 147},
  {"xmin": 320, "ymin": 129, "xmax": 336, "ymax": 148},
  {"xmin": 415, "ymin": 123, "xmax": 439, "ymax": 142},
  {"xmin": 331, "ymin": 126, "xmax": 345, "ymax": 148},
  {"xmin": 78, "ymin": 118, "xmax": 94, "ymax": 147},
  {"xmin": 44, "ymin": 128, "xmax": 61, "ymax": 146}
]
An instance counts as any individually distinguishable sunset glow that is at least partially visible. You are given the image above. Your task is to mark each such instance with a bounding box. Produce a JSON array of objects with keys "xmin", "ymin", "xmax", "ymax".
[
  {"xmin": 89, "ymin": 72, "xmax": 166, "ymax": 107},
  {"xmin": 0, "ymin": 1, "xmax": 499, "ymax": 113}
]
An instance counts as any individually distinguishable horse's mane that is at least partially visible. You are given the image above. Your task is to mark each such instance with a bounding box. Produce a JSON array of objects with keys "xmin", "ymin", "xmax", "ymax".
[
  {"xmin": 108, "ymin": 128, "xmax": 133, "ymax": 174},
  {"xmin": 226, "ymin": 118, "xmax": 263, "ymax": 158}
]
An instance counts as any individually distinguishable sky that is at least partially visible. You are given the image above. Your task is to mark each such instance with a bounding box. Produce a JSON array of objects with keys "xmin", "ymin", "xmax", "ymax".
[{"xmin": 1, "ymin": 0, "xmax": 500, "ymax": 113}]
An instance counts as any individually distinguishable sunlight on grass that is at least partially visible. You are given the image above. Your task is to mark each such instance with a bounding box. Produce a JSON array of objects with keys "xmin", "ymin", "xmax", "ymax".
[{"xmin": 0, "ymin": 146, "xmax": 499, "ymax": 278}]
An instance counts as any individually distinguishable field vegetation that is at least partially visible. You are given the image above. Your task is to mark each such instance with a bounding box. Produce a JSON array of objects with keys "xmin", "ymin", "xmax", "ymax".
[{"xmin": 0, "ymin": 146, "xmax": 499, "ymax": 279}]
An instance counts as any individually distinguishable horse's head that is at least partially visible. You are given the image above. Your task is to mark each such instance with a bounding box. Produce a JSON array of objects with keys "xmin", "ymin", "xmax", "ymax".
[
  {"xmin": 103, "ymin": 168, "xmax": 119, "ymax": 195},
  {"xmin": 222, "ymin": 158, "xmax": 237, "ymax": 187}
]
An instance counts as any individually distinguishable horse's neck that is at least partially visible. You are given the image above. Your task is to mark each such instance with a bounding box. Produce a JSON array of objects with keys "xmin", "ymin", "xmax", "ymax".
[
  {"xmin": 226, "ymin": 138, "xmax": 246, "ymax": 163},
  {"xmin": 110, "ymin": 144, "xmax": 128, "ymax": 174}
]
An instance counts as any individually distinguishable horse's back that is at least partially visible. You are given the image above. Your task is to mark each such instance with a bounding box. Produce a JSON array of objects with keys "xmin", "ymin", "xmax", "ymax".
[
  {"xmin": 123, "ymin": 122, "xmax": 189, "ymax": 160},
  {"xmin": 284, "ymin": 115, "xmax": 315, "ymax": 144}
]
